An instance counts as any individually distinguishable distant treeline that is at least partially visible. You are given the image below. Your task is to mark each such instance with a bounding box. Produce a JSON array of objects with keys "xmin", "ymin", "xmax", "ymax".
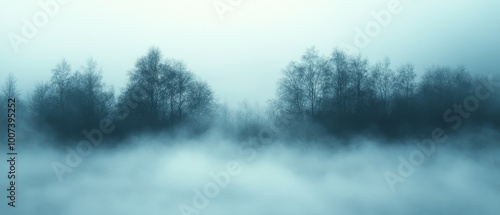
[
  {"xmin": 1, "ymin": 47, "xmax": 499, "ymax": 143},
  {"xmin": 272, "ymin": 48, "xmax": 500, "ymax": 138}
]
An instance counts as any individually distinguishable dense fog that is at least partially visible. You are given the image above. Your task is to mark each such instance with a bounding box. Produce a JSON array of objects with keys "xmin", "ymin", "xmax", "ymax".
[
  {"xmin": 0, "ymin": 130, "xmax": 499, "ymax": 214},
  {"xmin": 2, "ymin": 1, "xmax": 500, "ymax": 213}
]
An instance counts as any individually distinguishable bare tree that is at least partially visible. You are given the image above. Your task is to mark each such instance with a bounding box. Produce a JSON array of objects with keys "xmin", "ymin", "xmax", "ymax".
[
  {"xmin": 2, "ymin": 73, "xmax": 20, "ymax": 100},
  {"xmin": 329, "ymin": 49, "xmax": 352, "ymax": 115},
  {"xmin": 394, "ymin": 63, "xmax": 417, "ymax": 106},
  {"xmin": 371, "ymin": 57, "xmax": 396, "ymax": 115},
  {"xmin": 30, "ymin": 82, "xmax": 53, "ymax": 123},
  {"xmin": 127, "ymin": 47, "xmax": 166, "ymax": 124},
  {"xmin": 349, "ymin": 55, "xmax": 370, "ymax": 113},
  {"xmin": 51, "ymin": 59, "xmax": 71, "ymax": 116},
  {"xmin": 301, "ymin": 47, "xmax": 329, "ymax": 121},
  {"xmin": 73, "ymin": 58, "xmax": 115, "ymax": 128},
  {"xmin": 1, "ymin": 74, "xmax": 21, "ymax": 121},
  {"xmin": 276, "ymin": 61, "xmax": 306, "ymax": 121},
  {"xmin": 187, "ymin": 80, "xmax": 214, "ymax": 123},
  {"xmin": 118, "ymin": 47, "xmax": 214, "ymax": 130}
]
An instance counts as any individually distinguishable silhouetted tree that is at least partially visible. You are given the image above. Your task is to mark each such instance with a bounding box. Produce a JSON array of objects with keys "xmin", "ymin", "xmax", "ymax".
[
  {"xmin": 329, "ymin": 49, "xmax": 352, "ymax": 115},
  {"xmin": 51, "ymin": 59, "xmax": 71, "ymax": 117},
  {"xmin": 1, "ymin": 74, "xmax": 21, "ymax": 121},
  {"xmin": 394, "ymin": 63, "xmax": 417, "ymax": 106},
  {"xmin": 272, "ymin": 47, "xmax": 496, "ymax": 138},
  {"xmin": 418, "ymin": 66, "xmax": 472, "ymax": 124},
  {"xmin": 30, "ymin": 82, "xmax": 52, "ymax": 125},
  {"xmin": 127, "ymin": 47, "xmax": 166, "ymax": 125},
  {"xmin": 276, "ymin": 61, "xmax": 306, "ymax": 121},
  {"xmin": 275, "ymin": 47, "xmax": 329, "ymax": 122},
  {"xmin": 117, "ymin": 47, "xmax": 214, "ymax": 133},
  {"xmin": 30, "ymin": 59, "xmax": 115, "ymax": 138},
  {"xmin": 371, "ymin": 57, "xmax": 396, "ymax": 116},
  {"xmin": 2, "ymin": 73, "xmax": 20, "ymax": 100},
  {"xmin": 348, "ymin": 55, "xmax": 371, "ymax": 114},
  {"xmin": 71, "ymin": 59, "xmax": 115, "ymax": 129}
]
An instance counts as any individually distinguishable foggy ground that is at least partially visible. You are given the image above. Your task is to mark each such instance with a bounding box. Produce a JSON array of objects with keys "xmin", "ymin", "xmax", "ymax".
[{"xmin": 3, "ymin": 130, "xmax": 500, "ymax": 215}]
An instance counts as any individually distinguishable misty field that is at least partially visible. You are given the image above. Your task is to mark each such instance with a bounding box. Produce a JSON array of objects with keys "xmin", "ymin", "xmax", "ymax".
[{"xmin": 0, "ymin": 130, "xmax": 496, "ymax": 215}]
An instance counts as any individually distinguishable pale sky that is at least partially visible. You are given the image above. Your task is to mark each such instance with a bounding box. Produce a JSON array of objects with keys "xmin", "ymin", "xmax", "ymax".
[{"xmin": 1, "ymin": 0, "xmax": 499, "ymax": 107}]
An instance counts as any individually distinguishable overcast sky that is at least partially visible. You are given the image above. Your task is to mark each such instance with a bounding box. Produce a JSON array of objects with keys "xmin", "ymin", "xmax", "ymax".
[{"xmin": 1, "ymin": 0, "xmax": 499, "ymax": 107}]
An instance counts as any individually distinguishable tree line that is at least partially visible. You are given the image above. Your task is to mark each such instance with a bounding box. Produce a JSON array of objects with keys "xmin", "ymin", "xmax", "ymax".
[
  {"xmin": 272, "ymin": 47, "xmax": 500, "ymax": 138},
  {"xmin": 2, "ymin": 46, "xmax": 499, "ymax": 143},
  {"xmin": 15, "ymin": 47, "xmax": 214, "ymax": 140}
]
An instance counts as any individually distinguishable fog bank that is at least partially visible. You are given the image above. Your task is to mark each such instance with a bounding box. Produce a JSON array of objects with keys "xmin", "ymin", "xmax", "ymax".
[{"xmin": 2, "ymin": 132, "xmax": 500, "ymax": 215}]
